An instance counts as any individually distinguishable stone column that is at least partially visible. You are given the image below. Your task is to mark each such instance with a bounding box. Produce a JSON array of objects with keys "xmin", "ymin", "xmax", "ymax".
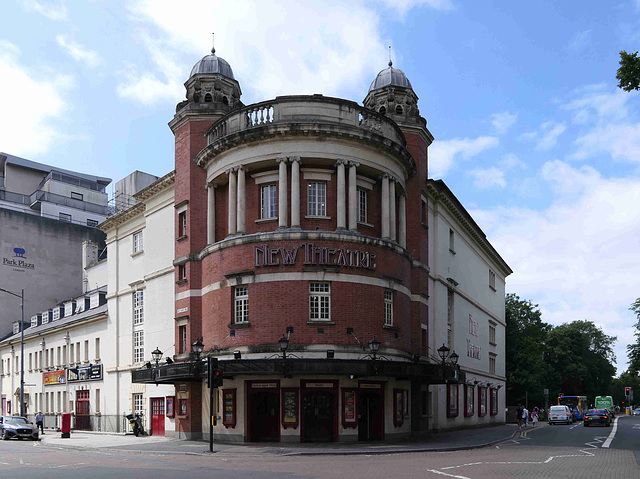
[
  {"xmin": 389, "ymin": 178, "xmax": 396, "ymax": 241},
  {"xmin": 227, "ymin": 169, "xmax": 237, "ymax": 236},
  {"xmin": 399, "ymin": 193, "xmax": 406, "ymax": 249},
  {"xmin": 277, "ymin": 158, "xmax": 288, "ymax": 229},
  {"xmin": 348, "ymin": 162, "xmax": 359, "ymax": 231},
  {"xmin": 236, "ymin": 166, "xmax": 246, "ymax": 234},
  {"xmin": 336, "ymin": 160, "xmax": 346, "ymax": 230},
  {"xmin": 381, "ymin": 174, "xmax": 390, "ymax": 239},
  {"xmin": 207, "ymin": 182, "xmax": 216, "ymax": 244},
  {"xmin": 290, "ymin": 157, "xmax": 301, "ymax": 229}
]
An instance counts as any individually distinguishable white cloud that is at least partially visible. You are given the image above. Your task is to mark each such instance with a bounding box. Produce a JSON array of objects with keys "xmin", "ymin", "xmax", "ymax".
[
  {"xmin": 20, "ymin": 0, "xmax": 68, "ymax": 20},
  {"xmin": 467, "ymin": 167, "xmax": 506, "ymax": 190},
  {"xmin": 120, "ymin": 0, "xmax": 441, "ymax": 105},
  {"xmin": 374, "ymin": 0, "xmax": 455, "ymax": 16},
  {"xmin": 429, "ymin": 136, "xmax": 499, "ymax": 178},
  {"xmin": 0, "ymin": 41, "xmax": 72, "ymax": 156},
  {"xmin": 567, "ymin": 30, "xmax": 592, "ymax": 52},
  {"xmin": 472, "ymin": 162, "xmax": 640, "ymax": 372},
  {"xmin": 522, "ymin": 121, "xmax": 566, "ymax": 150},
  {"xmin": 56, "ymin": 35, "xmax": 101, "ymax": 68},
  {"xmin": 491, "ymin": 111, "xmax": 517, "ymax": 135}
]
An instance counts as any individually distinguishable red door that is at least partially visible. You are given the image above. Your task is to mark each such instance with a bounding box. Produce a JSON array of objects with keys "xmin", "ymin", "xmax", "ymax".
[
  {"xmin": 151, "ymin": 398, "xmax": 165, "ymax": 436},
  {"xmin": 75, "ymin": 390, "xmax": 91, "ymax": 430}
]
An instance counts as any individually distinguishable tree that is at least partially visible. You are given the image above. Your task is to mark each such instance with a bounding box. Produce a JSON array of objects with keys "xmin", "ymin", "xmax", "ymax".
[
  {"xmin": 627, "ymin": 298, "xmax": 640, "ymax": 374},
  {"xmin": 505, "ymin": 294, "xmax": 552, "ymax": 406},
  {"xmin": 616, "ymin": 50, "xmax": 640, "ymax": 92},
  {"xmin": 546, "ymin": 320, "xmax": 617, "ymax": 400}
]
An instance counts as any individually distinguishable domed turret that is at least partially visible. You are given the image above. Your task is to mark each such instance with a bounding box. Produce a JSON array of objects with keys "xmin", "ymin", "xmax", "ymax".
[
  {"xmin": 189, "ymin": 47, "xmax": 236, "ymax": 80},
  {"xmin": 176, "ymin": 37, "xmax": 242, "ymax": 113},
  {"xmin": 363, "ymin": 59, "xmax": 421, "ymax": 124}
]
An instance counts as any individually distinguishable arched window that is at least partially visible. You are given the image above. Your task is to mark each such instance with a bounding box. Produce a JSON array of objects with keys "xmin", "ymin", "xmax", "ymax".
[
  {"xmin": 204, "ymin": 93, "xmax": 213, "ymax": 103},
  {"xmin": 395, "ymin": 105, "xmax": 403, "ymax": 114},
  {"xmin": 222, "ymin": 96, "xmax": 229, "ymax": 105},
  {"xmin": 379, "ymin": 106, "xmax": 386, "ymax": 114}
]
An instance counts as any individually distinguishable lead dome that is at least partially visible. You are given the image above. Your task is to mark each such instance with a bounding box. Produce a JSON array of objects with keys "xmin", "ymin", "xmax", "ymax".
[
  {"xmin": 189, "ymin": 47, "xmax": 236, "ymax": 80},
  {"xmin": 368, "ymin": 61, "xmax": 413, "ymax": 92}
]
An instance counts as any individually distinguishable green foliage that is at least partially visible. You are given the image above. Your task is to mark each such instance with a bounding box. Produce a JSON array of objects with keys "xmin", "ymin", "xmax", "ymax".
[
  {"xmin": 506, "ymin": 294, "xmax": 618, "ymax": 407},
  {"xmin": 626, "ymin": 298, "xmax": 640, "ymax": 374},
  {"xmin": 616, "ymin": 50, "xmax": 640, "ymax": 92}
]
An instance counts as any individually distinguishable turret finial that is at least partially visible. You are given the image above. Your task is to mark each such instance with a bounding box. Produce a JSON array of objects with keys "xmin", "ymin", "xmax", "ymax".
[
  {"xmin": 211, "ymin": 32, "xmax": 216, "ymax": 54},
  {"xmin": 388, "ymin": 45, "xmax": 392, "ymax": 67}
]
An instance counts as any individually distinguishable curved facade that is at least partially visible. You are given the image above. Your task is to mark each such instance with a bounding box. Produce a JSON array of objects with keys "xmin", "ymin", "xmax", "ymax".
[{"xmin": 136, "ymin": 48, "xmax": 512, "ymax": 443}]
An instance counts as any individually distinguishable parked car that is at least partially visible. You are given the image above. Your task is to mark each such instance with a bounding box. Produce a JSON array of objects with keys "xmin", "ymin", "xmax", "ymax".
[
  {"xmin": 583, "ymin": 409, "xmax": 611, "ymax": 427},
  {"xmin": 633, "ymin": 408, "xmax": 640, "ymax": 416},
  {"xmin": 549, "ymin": 405, "xmax": 573, "ymax": 425},
  {"xmin": 0, "ymin": 416, "xmax": 39, "ymax": 440}
]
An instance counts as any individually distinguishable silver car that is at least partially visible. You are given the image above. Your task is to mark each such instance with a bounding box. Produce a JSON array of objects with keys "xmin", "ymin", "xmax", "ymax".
[{"xmin": 0, "ymin": 416, "xmax": 39, "ymax": 440}]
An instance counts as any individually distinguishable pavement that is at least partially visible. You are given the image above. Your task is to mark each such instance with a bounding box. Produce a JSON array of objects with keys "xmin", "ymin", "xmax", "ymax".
[{"xmin": 37, "ymin": 422, "xmax": 542, "ymax": 456}]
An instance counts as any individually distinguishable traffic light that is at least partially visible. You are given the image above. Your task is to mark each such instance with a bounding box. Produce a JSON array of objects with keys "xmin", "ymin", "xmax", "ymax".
[
  {"xmin": 212, "ymin": 368, "xmax": 223, "ymax": 388},
  {"xmin": 625, "ymin": 387, "xmax": 631, "ymax": 396},
  {"xmin": 206, "ymin": 357, "xmax": 220, "ymax": 388},
  {"xmin": 559, "ymin": 393, "xmax": 564, "ymax": 398}
]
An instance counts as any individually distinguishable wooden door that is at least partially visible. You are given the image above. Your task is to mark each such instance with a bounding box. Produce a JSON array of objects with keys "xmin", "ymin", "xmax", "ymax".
[{"xmin": 151, "ymin": 397, "xmax": 165, "ymax": 436}]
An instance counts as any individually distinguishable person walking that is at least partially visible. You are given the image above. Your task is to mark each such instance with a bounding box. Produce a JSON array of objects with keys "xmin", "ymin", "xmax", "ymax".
[
  {"xmin": 523, "ymin": 406, "xmax": 529, "ymax": 427},
  {"xmin": 531, "ymin": 408, "xmax": 538, "ymax": 427},
  {"xmin": 516, "ymin": 405, "xmax": 523, "ymax": 428},
  {"xmin": 35, "ymin": 411, "xmax": 44, "ymax": 434}
]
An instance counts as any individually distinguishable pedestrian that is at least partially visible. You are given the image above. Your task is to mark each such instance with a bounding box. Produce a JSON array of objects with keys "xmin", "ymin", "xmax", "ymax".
[
  {"xmin": 516, "ymin": 405, "xmax": 523, "ymax": 428},
  {"xmin": 523, "ymin": 406, "xmax": 529, "ymax": 427},
  {"xmin": 35, "ymin": 411, "xmax": 44, "ymax": 434},
  {"xmin": 531, "ymin": 409, "xmax": 538, "ymax": 427}
]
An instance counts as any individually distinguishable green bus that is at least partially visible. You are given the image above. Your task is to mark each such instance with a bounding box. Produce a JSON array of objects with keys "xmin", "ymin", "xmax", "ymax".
[{"xmin": 594, "ymin": 396, "xmax": 615, "ymax": 416}]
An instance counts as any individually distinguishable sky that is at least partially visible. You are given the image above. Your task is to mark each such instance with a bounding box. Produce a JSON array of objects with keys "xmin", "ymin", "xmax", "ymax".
[{"xmin": 2, "ymin": 0, "xmax": 640, "ymax": 375}]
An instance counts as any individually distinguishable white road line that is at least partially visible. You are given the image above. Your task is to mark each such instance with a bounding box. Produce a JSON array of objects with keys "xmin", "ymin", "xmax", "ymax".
[
  {"xmin": 427, "ymin": 469, "xmax": 471, "ymax": 479},
  {"xmin": 602, "ymin": 417, "xmax": 618, "ymax": 448}
]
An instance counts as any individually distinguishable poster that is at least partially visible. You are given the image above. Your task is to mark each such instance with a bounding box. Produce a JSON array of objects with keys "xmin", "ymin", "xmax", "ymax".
[
  {"xmin": 479, "ymin": 387, "xmax": 487, "ymax": 416},
  {"xmin": 448, "ymin": 384, "xmax": 458, "ymax": 417},
  {"xmin": 223, "ymin": 390, "xmax": 235, "ymax": 427},
  {"xmin": 166, "ymin": 397, "xmax": 174, "ymax": 418},
  {"xmin": 344, "ymin": 390, "xmax": 356, "ymax": 423},
  {"xmin": 465, "ymin": 385, "xmax": 474, "ymax": 416},
  {"xmin": 283, "ymin": 391, "xmax": 297, "ymax": 423}
]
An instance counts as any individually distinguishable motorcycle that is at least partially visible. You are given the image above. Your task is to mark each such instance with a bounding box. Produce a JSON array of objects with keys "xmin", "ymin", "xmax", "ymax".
[{"xmin": 125, "ymin": 412, "xmax": 146, "ymax": 436}]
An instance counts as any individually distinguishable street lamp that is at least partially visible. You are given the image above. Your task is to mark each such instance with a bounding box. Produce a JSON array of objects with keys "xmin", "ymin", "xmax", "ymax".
[
  {"xmin": 0, "ymin": 287, "xmax": 24, "ymax": 417},
  {"xmin": 151, "ymin": 347, "xmax": 163, "ymax": 367},
  {"xmin": 437, "ymin": 343, "xmax": 450, "ymax": 363},
  {"xmin": 192, "ymin": 337, "xmax": 204, "ymax": 358},
  {"xmin": 368, "ymin": 338, "xmax": 381, "ymax": 360}
]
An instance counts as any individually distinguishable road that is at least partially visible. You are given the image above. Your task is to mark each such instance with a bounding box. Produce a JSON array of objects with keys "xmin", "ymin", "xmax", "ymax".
[{"xmin": 0, "ymin": 416, "xmax": 638, "ymax": 478}]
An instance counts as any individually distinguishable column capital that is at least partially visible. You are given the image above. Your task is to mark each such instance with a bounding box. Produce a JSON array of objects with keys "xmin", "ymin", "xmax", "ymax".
[
  {"xmin": 348, "ymin": 161, "xmax": 360, "ymax": 168},
  {"xmin": 276, "ymin": 157, "xmax": 288, "ymax": 164},
  {"xmin": 335, "ymin": 159, "xmax": 347, "ymax": 167},
  {"xmin": 207, "ymin": 181, "xmax": 217, "ymax": 188},
  {"xmin": 379, "ymin": 172, "xmax": 390, "ymax": 180},
  {"xmin": 288, "ymin": 155, "xmax": 301, "ymax": 163}
]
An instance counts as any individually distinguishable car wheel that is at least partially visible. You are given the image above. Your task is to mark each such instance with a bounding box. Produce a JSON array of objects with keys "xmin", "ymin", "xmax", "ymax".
[{"xmin": 2, "ymin": 430, "xmax": 9, "ymax": 440}]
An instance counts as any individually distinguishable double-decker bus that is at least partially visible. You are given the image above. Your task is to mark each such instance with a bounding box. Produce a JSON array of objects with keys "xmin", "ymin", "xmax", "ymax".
[{"xmin": 558, "ymin": 395, "xmax": 589, "ymax": 420}]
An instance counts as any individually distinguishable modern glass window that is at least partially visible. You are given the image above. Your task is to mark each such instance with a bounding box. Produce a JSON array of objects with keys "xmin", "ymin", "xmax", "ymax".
[
  {"xmin": 133, "ymin": 330, "xmax": 144, "ymax": 363},
  {"xmin": 59, "ymin": 212, "xmax": 72, "ymax": 222},
  {"xmin": 133, "ymin": 291, "xmax": 144, "ymax": 325},
  {"xmin": 384, "ymin": 290, "xmax": 393, "ymax": 326},
  {"xmin": 357, "ymin": 188, "xmax": 367, "ymax": 223},
  {"xmin": 307, "ymin": 182, "xmax": 326, "ymax": 216},
  {"xmin": 87, "ymin": 219, "xmax": 98, "ymax": 227},
  {"xmin": 133, "ymin": 231, "xmax": 143, "ymax": 253},
  {"xmin": 309, "ymin": 282, "xmax": 331, "ymax": 321},
  {"xmin": 234, "ymin": 287, "xmax": 249, "ymax": 324},
  {"xmin": 261, "ymin": 184, "xmax": 277, "ymax": 219},
  {"xmin": 71, "ymin": 191, "xmax": 83, "ymax": 200}
]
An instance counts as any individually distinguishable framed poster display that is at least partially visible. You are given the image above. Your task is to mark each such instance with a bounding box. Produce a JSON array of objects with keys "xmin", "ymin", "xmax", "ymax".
[
  {"xmin": 447, "ymin": 383, "xmax": 459, "ymax": 418},
  {"xmin": 281, "ymin": 388, "xmax": 299, "ymax": 429},
  {"xmin": 393, "ymin": 389, "xmax": 405, "ymax": 427},
  {"xmin": 464, "ymin": 384, "xmax": 474, "ymax": 417},
  {"xmin": 479, "ymin": 387, "xmax": 487, "ymax": 417},
  {"xmin": 166, "ymin": 396, "xmax": 175, "ymax": 418},
  {"xmin": 342, "ymin": 388, "xmax": 357, "ymax": 428},
  {"xmin": 223, "ymin": 389, "xmax": 237, "ymax": 428},
  {"xmin": 178, "ymin": 398, "xmax": 188, "ymax": 417},
  {"xmin": 490, "ymin": 388, "xmax": 498, "ymax": 416}
]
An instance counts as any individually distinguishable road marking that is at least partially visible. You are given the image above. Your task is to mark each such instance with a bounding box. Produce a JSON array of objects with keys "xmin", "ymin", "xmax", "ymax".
[
  {"xmin": 602, "ymin": 417, "xmax": 618, "ymax": 448},
  {"xmin": 427, "ymin": 469, "xmax": 471, "ymax": 478}
]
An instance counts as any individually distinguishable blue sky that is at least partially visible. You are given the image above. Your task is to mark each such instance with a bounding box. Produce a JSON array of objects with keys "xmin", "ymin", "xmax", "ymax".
[{"xmin": 3, "ymin": 0, "xmax": 640, "ymax": 374}]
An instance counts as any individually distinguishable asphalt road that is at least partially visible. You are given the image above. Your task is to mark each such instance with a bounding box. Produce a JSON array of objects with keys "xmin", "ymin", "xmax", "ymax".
[{"xmin": 0, "ymin": 418, "xmax": 638, "ymax": 478}]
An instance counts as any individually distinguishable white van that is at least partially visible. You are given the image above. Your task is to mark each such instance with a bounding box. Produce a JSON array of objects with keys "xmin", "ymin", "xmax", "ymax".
[{"xmin": 549, "ymin": 405, "xmax": 573, "ymax": 425}]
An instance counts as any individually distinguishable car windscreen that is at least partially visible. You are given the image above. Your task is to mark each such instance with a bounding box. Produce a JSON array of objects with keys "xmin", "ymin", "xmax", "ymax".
[{"xmin": 4, "ymin": 417, "xmax": 28, "ymax": 425}]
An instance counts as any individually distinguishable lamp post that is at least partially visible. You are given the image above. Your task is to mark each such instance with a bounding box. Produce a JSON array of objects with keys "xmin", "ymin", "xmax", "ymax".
[
  {"xmin": 278, "ymin": 335, "xmax": 289, "ymax": 359},
  {"xmin": 0, "ymin": 288, "xmax": 24, "ymax": 417},
  {"xmin": 151, "ymin": 347, "xmax": 162, "ymax": 368},
  {"xmin": 437, "ymin": 343, "xmax": 459, "ymax": 380},
  {"xmin": 192, "ymin": 337, "xmax": 204, "ymax": 359},
  {"xmin": 368, "ymin": 338, "xmax": 381, "ymax": 360}
]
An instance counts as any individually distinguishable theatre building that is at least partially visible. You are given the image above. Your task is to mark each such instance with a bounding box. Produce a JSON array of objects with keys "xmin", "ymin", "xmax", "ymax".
[{"xmin": 133, "ymin": 46, "xmax": 512, "ymax": 442}]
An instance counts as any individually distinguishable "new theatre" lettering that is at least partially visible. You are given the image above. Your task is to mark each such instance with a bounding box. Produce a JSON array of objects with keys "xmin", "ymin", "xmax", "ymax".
[{"xmin": 254, "ymin": 243, "xmax": 376, "ymax": 270}]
